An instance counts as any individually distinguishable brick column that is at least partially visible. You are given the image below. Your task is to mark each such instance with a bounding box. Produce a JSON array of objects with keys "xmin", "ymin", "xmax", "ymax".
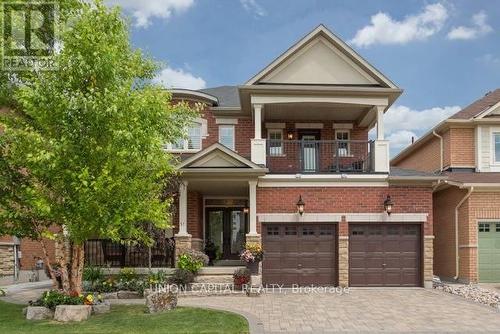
[
  {"xmin": 338, "ymin": 216, "xmax": 349, "ymax": 287},
  {"xmin": 423, "ymin": 235, "xmax": 434, "ymax": 288}
]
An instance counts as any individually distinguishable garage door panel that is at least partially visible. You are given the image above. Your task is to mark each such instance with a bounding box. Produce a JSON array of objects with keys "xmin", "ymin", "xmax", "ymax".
[
  {"xmin": 479, "ymin": 222, "xmax": 500, "ymax": 282},
  {"xmin": 349, "ymin": 224, "xmax": 421, "ymax": 287},
  {"xmin": 263, "ymin": 223, "xmax": 337, "ymax": 287}
]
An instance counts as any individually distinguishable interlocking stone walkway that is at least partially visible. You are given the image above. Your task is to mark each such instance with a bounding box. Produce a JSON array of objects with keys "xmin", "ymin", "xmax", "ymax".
[{"xmin": 179, "ymin": 288, "xmax": 500, "ymax": 333}]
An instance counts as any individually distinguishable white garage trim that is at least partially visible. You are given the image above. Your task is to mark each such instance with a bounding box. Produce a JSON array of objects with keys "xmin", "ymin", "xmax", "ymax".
[{"xmin": 258, "ymin": 213, "xmax": 428, "ymax": 223}]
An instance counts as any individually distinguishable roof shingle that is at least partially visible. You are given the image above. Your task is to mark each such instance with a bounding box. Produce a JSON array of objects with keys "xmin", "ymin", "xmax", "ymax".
[{"xmin": 450, "ymin": 89, "xmax": 500, "ymax": 119}]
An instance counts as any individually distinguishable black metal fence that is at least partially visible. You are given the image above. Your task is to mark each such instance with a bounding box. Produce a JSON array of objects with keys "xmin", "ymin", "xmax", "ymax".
[{"xmin": 84, "ymin": 238, "xmax": 176, "ymax": 268}]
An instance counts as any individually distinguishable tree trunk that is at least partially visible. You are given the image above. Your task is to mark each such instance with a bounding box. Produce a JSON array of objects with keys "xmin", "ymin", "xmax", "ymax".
[
  {"xmin": 38, "ymin": 238, "xmax": 59, "ymax": 289},
  {"xmin": 69, "ymin": 243, "xmax": 84, "ymax": 294},
  {"xmin": 59, "ymin": 237, "xmax": 71, "ymax": 293}
]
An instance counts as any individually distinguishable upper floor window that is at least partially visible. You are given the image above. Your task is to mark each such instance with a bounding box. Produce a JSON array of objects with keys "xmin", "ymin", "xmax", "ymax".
[
  {"xmin": 166, "ymin": 119, "xmax": 206, "ymax": 152},
  {"xmin": 335, "ymin": 130, "xmax": 350, "ymax": 156},
  {"xmin": 494, "ymin": 133, "xmax": 500, "ymax": 163},
  {"xmin": 219, "ymin": 125, "xmax": 235, "ymax": 150},
  {"xmin": 268, "ymin": 129, "xmax": 283, "ymax": 156}
]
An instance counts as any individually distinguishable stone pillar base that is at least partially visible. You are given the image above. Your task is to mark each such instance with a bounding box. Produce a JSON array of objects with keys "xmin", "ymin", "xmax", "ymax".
[
  {"xmin": 245, "ymin": 234, "xmax": 261, "ymax": 245},
  {"xmin": 338, "ymin": 236, "xmax": 349, "ymax": 287},
  {"xmin": 174, "ymin": 234, "xmax": 192, "ymax": 253}
]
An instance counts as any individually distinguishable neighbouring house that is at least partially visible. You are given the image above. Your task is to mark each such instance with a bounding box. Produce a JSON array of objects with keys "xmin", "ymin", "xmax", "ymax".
[
  {"xmin": 392, "ymin": 89, "xmax": 500, "ymax": 283},
  {"xmin": 160, "ymin": 24, "xmax": 440, "ymax": 288}
]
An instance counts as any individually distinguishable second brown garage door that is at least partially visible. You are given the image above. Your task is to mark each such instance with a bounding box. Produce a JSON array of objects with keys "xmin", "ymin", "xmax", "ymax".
[
  {"xmin": 262, "ymin": 224, "xmax": 336, "ymax": 286},
  {"xmin": 349, "ymin": 224, "xmax": 421, "ymax": 287}
]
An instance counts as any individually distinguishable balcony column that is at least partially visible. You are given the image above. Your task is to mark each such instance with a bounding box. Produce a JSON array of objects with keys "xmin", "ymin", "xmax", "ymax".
[
  {"xmin": 251, "ymin": 104, "xmax": 266, "ymax": 165},
  {"xmin": 376, "ymin": 105, "xmax": 385, "ymax": 140},
  {"xmin": 373, "ymin": 105, "xmax": 390, "ymax": 173},
  {"xmin": 175, "ymin": 180, "xmax": 191, "ymax": 250},
  {"xmin": 246, "ymin": 180, "xmax": 261, "ymax": 243}
]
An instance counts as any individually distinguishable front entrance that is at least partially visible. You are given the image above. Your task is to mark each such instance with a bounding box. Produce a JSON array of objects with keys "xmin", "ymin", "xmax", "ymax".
[
  {"xmin": 205, "ymin": 208, "xmax": 248, "ymax": 260},
  {"xmin": 299, "ymin": 130, "xmax": 320, "ymax": 172}
]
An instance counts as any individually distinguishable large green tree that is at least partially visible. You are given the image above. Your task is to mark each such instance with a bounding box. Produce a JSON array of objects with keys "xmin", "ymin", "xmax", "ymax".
[{"xmin": 0, "ymin": 0, "xmax": 196, "ymax": 292}]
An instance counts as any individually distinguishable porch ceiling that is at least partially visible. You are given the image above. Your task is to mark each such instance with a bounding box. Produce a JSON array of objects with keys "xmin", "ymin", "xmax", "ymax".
[
  {"xmin": 185, "ymin": 179, "xmax": 249, "ymax": 196},
  {"xmin": 263, "ymin": 102, "xmax": 370, "ymax": 121}
]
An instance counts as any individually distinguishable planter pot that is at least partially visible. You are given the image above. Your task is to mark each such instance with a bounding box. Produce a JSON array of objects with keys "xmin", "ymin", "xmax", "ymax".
[
  {"xmin": 246, "ymin": 261, "xmax": 260, "ymax": 274},
  {"xmin": 233, "ymin": 284, "xmax": 243, "ymax": 291},
  {"xmin": 26, "ymin": 306, "xmax": 54, "ymax": 320},
  {"xmin": 54, "ymin": 305, "xmax": 91, "ymax": 322}
]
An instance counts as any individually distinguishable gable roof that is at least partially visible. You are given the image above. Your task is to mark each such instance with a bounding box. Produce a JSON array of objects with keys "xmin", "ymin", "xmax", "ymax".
[
  {"xmin": 178, "ymin": 143, "xmax": 267, "ymax": 174},
  {"xmin": 245, "ymin": 24, "xmax": 397, "ymax": 89},
  {"xmin": 199, "ymin": 86, "xmax": 240, "ymax": 108},
  {"xmin": 450, "ymin": 89, "xmax": 500, "ymax": 119}
]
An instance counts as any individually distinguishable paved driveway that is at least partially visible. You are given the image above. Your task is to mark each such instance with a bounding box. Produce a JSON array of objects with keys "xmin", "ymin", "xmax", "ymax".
[{"xmin": 179, "ymin": 288, "xmax": 500, "ymax": 333}]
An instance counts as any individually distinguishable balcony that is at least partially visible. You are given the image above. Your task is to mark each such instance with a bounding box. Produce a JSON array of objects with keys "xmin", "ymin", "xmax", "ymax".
[{"xmin": 266, "ymin": 139, "xmax": 373, "ymax": 173}]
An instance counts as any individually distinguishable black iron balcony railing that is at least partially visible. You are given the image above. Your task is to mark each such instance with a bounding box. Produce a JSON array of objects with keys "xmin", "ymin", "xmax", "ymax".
[{"xmin": 266, "ymin": 140, "xmax": 373, "ymax": 173}]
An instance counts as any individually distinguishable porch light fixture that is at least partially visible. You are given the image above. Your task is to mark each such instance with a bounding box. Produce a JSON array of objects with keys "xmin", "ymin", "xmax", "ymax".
[
  {"xmin": 287, "ymin": 131, "xmax": 294, "ymax": 140},
  {"xmin": 243, "ymin": 207, "xmax": 249, "ymax": 214},
  {"xmin": 384, "ymin": 195, "xmax": 394, "ymax": 215},
  {"xmin": 296, "ymin": 195, "xmax": 305, "ymax": 215}
]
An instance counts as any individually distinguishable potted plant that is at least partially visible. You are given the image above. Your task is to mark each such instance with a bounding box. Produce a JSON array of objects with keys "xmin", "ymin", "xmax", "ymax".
[
  {"xmin": 233, "ymin": 268, "xmax": 251, "ymax": 291},
  {"xmin": 240, "ymin": 242, "xmax": 263, "ymax": 274},
  {"xmin": 204, "ymin": 240, "xmax": 218, "ymax": 266}
]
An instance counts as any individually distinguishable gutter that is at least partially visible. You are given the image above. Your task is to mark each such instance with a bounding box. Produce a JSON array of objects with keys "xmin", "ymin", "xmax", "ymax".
[
  {"xmin": 432, "ymin": 130, "xmax": 444, "ymax": 172},
  {"xmin": 454, "ymin": 186, "xmax": 474, "ymax": 280}
]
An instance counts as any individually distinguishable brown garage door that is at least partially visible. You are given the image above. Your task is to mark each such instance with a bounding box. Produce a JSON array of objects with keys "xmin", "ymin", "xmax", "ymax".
[
  {"xmin": 262, "ymin": 224, "xmax": 336, "ymax": 286},
  {"xmin": 349, "ymin": 224, "xmax": 421, "ymax": 287}
]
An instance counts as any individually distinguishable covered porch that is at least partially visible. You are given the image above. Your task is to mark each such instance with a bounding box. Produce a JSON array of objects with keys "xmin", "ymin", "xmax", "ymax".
[{"xmin": 174, "ymin": 144, "xmax": 267, "ymax": 264}]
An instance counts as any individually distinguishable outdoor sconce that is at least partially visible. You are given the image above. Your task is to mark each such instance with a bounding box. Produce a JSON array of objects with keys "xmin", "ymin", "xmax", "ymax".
[
  {"xmin": 384, "ymin": 195, "xmax": 394, "ymax": 215},
  {"xmin": 287, "ymin": 131, "xmax": 294, "ymax": 140},
  {"xmin": 296, "ymin": 195, "xmax": 305, "ymax": 215},
  {"xmin": 243, "ymin": 207, "xmax": 249, "ymax": 214}
]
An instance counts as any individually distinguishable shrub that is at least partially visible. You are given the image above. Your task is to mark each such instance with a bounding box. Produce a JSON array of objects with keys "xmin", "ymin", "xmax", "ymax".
[
  {"xmin": 83, "ymin": 266, "xmax": 104, "ymax": 286},
  {"xmin": 168, "ymin": 268, "xmax": 194, "ymax": 286},
  {"xmin": 147, "ymin": 270, "xmax": 168, "ymax": 285},
  {"xmin": 30, "ymin": 290, "xmax": 84, "ymax": 310},
  {"xmin": 92, "ymin": 277, "xmax": 117, "ymax": 293},
  {"xmin": 118, "ymin": 268, "xmax": 138, "ymax": 282},
  {"xmin": 177, "ymin": 249, "xmax": 209, "ymax": 274},
  {"xmin": 233, "ymin": 268, "xmax": 251, "ymax": 286},
  {"xmin": 0, "ymin": 288, "xmax": 5, "ymax": 297}
]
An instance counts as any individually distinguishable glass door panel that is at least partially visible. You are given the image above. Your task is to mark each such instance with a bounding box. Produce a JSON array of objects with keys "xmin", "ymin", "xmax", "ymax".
[
  {"xmin": 207, "ymin": 210, "xmax": 224, "ymax": 258},
  {"xmin": 230, "ymin": 210, "xmax": 246, "ymax": 255}
]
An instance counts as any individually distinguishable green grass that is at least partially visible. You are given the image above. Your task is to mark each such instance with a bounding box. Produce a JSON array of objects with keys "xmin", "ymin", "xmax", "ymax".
[{"xmin": 0, "ymin": 300, "xmax": 249, "ymax": 334}]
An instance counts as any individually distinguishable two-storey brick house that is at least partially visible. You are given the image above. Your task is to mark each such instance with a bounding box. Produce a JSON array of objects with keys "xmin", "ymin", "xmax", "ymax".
[
  {"xmin": 168, "ymin": 25, "xmax": 440, "ymax": 288},
  {"xmin": 392, "ymin": 89, "xmax": 500, "ymax": 283}
]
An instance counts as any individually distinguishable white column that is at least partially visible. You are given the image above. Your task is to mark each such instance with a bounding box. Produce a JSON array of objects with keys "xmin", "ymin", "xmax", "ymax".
[
  {"xmin": 247, "ymin": 180, "xmax": 258, "ymax": 236},
  {"xmin": 251, "ymin": 104, "xmax": 266, "ymax": 165},
  {"xmin": 175, "ymin": 180, "xmax": 190, "ymax": 237},
  {"xmin": 376, "ymin": 105, "xmax": 385, "ymax": 140},
  {"xmin": 254, "ymin": 104, "xmax": 262, "ymax": 139}
]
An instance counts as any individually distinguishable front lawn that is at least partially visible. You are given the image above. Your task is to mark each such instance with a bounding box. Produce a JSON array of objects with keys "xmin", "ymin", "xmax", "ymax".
[{"xmin": 0, "ymin": 300, "xmax": 248, "ymax": 334}]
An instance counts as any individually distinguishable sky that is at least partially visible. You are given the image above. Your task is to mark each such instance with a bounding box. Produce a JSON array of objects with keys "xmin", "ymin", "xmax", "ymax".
[{"xmin": 109, "ymin": 0, "xmax": 500, "ymax": 156}]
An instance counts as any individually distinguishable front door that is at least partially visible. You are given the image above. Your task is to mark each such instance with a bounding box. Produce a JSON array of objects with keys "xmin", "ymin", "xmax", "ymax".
[
  {"xmin": 299, "ymin": 130, "xmax": 320, "ymax": 172},
  {"xmin": 206, "ymin": 208, "xmax": 247, "ymax": 260}
]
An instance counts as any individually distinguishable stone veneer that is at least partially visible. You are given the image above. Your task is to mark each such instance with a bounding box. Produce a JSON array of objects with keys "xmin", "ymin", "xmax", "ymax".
[
  {"xmin": 424, "ymin": 236, "xmax": 434, "ymax": 288},
  {"xmin": 338, "ymin": 236, "xmax": 349, "ymax": 287},
  {"xmin": 0, "ymin": 244, "xmax": 14, "ymax": 276}
]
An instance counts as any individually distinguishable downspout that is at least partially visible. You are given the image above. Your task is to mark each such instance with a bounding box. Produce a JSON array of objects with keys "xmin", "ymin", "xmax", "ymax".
[
  {"xmin": 432, "ymin": 131, "xmax": 444, "ymax": 172},
  {"xmin": 454, "ymin": 186, "xmax": 473, "ymax": 280}
]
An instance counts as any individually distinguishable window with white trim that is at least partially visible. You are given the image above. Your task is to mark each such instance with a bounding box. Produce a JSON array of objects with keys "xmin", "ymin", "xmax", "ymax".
[
  {"xmin": 167, "ymin": 122, "xmax": 202, "ymax": 152},
  {"xmin": 335, "ymin": 130, "xmax": 350, "ymax": 156},
  {"xmin": 268, "ymin": 129, "xmax": 283, "ymax": 156},
  {"xmin": 219, "ymin": 125, "xmax": 235, "ymax": 150},
  {"xmin": 494, "ymin": 132, "xmax": 500, "ymax": 163}
]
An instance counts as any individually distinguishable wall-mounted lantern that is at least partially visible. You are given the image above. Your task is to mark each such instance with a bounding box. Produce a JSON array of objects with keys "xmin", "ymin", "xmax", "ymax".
[
  {"xmin": 296, "ymin": 195, "xmax": 305, "ymax": 215},
  {"xmin": 287, "ymin": 130, "xmax": 294, "ymax": 140},
  {"xmin": 384, "ymin": 195, "xmax": 394, "ymax": 215}
]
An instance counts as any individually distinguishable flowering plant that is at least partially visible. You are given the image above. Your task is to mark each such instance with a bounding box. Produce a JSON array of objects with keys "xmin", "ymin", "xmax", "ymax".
[
  {"xmin": 233, "ymin": 268, "xmax": 251, "ymax": 286},
  {"xmin": 239, "ymin": 242, "xmax": 263, "ymax": 263}
]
